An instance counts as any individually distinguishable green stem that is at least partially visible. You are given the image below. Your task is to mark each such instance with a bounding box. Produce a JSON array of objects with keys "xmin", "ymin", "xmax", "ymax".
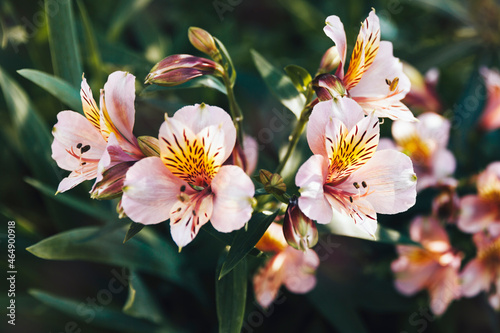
[
  {"xmin": 221, "ymin": 70, "xmax": 244, "ymax": 146},
  {"xmin": 275, "ymin": 88, "xmax": 315, "ymax": 174}
]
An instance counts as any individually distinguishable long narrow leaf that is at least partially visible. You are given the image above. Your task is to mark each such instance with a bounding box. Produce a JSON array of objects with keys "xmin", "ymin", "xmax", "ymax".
[
  {"xmin": 251, "ymin": 49, "xmax": 306, "ymax": 119},
  {"xmin": 27, "ymin": 226, "xmax": 184, "ymax": 286},
  {"xmin": 17, "ymin": 69, "xmax": 82, "ymax": 113},
  {"xmin": 219, "ymin": 211, "xmax": 278, "ymax": 279},
  {"xmin": 216, "ymin": 253, "xmax": 247, "ymax": 333},
  {"xmin": 45, "ymin": 0, "xmax": 82, "ymax": 88},
  {"xmin": 123, "ymin": 271, "xmax": 164, "ymax": 324}
]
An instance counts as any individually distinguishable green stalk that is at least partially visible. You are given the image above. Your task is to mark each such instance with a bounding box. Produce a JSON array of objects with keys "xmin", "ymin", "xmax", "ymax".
[
  {"xmin": 221, "ymin": 70, "xmax": 244, "ymax": 146},
  {"xmin": 275, "ymin": 89, "xmax": 315, "ymax": 175}
]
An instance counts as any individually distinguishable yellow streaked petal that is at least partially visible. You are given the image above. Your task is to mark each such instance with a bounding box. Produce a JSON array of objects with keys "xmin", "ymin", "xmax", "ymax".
[{"xmin": 80, "ymin": 76, "xmax": 101, "ymax": 130}]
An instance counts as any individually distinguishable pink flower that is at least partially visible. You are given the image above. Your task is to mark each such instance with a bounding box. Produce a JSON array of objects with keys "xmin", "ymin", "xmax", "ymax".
[
  {"xmin": 402, "ymin": 63, "xmax": 442, "ymax": 113},
  {"xmin": 296, "ymin": 98, "xmax": 417, "ymax": 236},
  {"xmin": 253, "ymin": 223, "xmax": 319, "ymax": 308},
  {"xmin": 457, "ymin": 162, "xmax": 500, "ymax": 236},
  {"xmin": 380, "ymin": 112, "xmax": 457, "ymax": 192},
  {"xmin": 225, "ymin": 135, "xmax": 259, "ymax": 175},
  {"xmin": 51, "ymin": 71, "xmax": 144, "ymax": 194},
  {"xmin": 392, "ymin": 216, "xmax": 462, "ymax": 315},
  {"xmin": 479, "ymin": 67, "xmax": 500, "ymax": 131},
  {"xmin": 323, "ymin": 10, "xmax": 416, "ymax": 121},
  {"xmin": 460, "ymin": 231, "xmax": 500, "ymax": 309},
  {"xmin": 121, "ymin": 104, "xmax": 255, "ymax": 248}
]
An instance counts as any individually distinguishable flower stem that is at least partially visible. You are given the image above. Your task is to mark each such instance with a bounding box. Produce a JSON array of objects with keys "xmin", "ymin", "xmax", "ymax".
[
  {"xmin": 221, "ymin": 73, "xmax": 244, "ymax": 146},
  {"xmin": 275, "ymin": 96, "xmax": 316, "ymax": 175}
]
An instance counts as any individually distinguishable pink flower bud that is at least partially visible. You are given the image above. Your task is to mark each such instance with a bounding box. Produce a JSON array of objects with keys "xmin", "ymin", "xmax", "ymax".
[
  {"xmin": 145, "ymin": 54, "xmax": 223, "ymax": 86},
  {"xmin": 91, "ymin": 162, "xmax": 134, "ymax": 200},
  {"xmin": 312, "ymin": 73, "xmax": 347, "ymax": 101},
  {"xmin": 283, "ymin": 196, "xmax": 318, "ymax": 251},
  {"xmin": 188, "ymin": 27, "xmax": 219, "ymax": 58},
  {"xmin": 318, "ymin": 46, "xmax": 341, "ymax": 74}
]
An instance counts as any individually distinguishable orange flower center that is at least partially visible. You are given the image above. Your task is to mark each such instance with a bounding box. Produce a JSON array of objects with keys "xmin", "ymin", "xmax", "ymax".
[{"xmin": 478, "ymin": 237, "xmax": 500, "ymax": 269}]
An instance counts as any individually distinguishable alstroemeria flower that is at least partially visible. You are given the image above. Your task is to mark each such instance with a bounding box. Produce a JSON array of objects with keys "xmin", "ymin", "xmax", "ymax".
[
  {"xmin": 392, "ymin": 216, "xmax": 462, "ymax": 315},
  {"xmin": 324, "ymin": 10, "xmax": 416, "ymax": 121},
  {"xmin": 296, "ymin": 98, "xmax": 416, "ymax": 236},
  {"xmin": 253, "ymin": 222, "xmax": 319, "ymax": 308},
  {"xmin": 51, "ymin": 71, "xmax": 144, "ymax": 194},
  {"xmin": 121, "ymin": 104, "xmax": 255, "ymax": 248},
  {"xmin": 380, "ymin": 112, "xmax": 457, "ymax": 192},
  {"xmin": 478, "ymin": 67, "xmax": 500, "ymax": 131},
  {"xmin": 457, "ymin": 162, "xmax": 500, "ymax": 236},
  {"xmin": 461, "ymin": 231, "xmax": 500, "ymax": 309},
  {"xmin": 402, "ymin": 62, "xmax": 442, "ymax": 113}
]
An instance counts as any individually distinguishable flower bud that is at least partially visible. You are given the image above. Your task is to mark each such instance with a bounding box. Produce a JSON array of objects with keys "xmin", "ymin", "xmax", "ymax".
[
  {"xmin": 259, "ymin": 169, "xmax": 286, "ymax": 196},
  {"xmin": 145, "ymin": 54, "xmax": 223, "ymax": 86},
  {"xmin": 312, "ymin": 73, "xmax": 347, "ymax": 101},
  {"xmin": 188, "ymin": 27, "xmax": 219, "ymax": 58},
  {"xmin": 116, "ymin": 198, "xmax": 127, "ymax": 219},
  {"xmin": 432, "ymin": 187, "xmax": 460, "ymax": 223},
  {"xmin": 283, "ymin": 196, "xmax": 318, "ymax": 251},
  {"xmin": 137, "ymin": 136, "xmax": 160, "ymax": 157},
  {"xmin": 91, "ymin": 162, "xmax": 134, "ymax": 200},
  {"xmin": 318, "ymin": 46, "xmax": 341, "ymax": 74}
]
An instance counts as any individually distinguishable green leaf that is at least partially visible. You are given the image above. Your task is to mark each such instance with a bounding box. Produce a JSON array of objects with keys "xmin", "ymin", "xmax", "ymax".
[
  {"xmin": 251, "ymin": 49, "xmax": 306, "ymax": 118},
  {"xmin": 219, "ymin": 211, "xmax": 278, "ymax": 279},
  {"xmin": 216, "ymin": 253, "xmax": 247, "ymax": 333},
  {"xmin": 284, "ymin": 64, "xmax": 312, "ymax": 93},
  {"xmin": 76, "ymin": 0, "xmax": 105, "ymax": 87},
  {"xmin": 410, "ymin": 0, "xmax": 469, "ymax": 23},
  {"xmin": 46, "ymin": 0, "xmax": 83, "ymax": 88},
  {"xmin": 0, "ymin": 66, "xmax": 58, "ymax": 184},
  {"xmin": 29, "ymin": 289, "xmax": 169, "ymax": 333},
  {"xmin": 27, "ymin": 226, "xmax": 185, "ymax": 285},
  {"xmin": 214, "ymin": 37, "xmax": 236, "ymax": 86},
  {"xmin": 325, "ymin": 212, "xmax": 419, "ymax": 246},
  {"xmin": 25, "ymin": 177, "xmax": 117, "ymax": 223},
  {"xmin": 17, "ymin": 69, "xmax": 82, "ymax": 113},
  {"xmin": 141, "ymin": 76, "xmax": 227, "ymax": 95},
  {"xmin": 124, "ymin": 222, "xmax": 146, "ymax": 243},
  {"xmin": 123, "ymin": 271, "xmax": 164, "ymax": 324}
]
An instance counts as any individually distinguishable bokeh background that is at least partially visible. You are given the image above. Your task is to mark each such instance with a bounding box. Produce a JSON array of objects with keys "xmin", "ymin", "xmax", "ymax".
[{"xmin": 1, "ymin": 0, "xmax": 500, "ymax": 332}]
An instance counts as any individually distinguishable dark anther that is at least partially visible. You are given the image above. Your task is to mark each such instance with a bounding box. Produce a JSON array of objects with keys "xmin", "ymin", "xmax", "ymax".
[
  {"xmin": 76, "ymin": 143, "xmax": 83, "ymax": 149},
  {"xmin": 353, "ymin": 182, "xmax": 360, "ymax": 189},
  {"xmin": 81, "ymin": 145, "xmax": 91, "ymax": 153},
  {"xmin": 180, "ymin": 185, "xmax": 186, "ymax": 192},
  {"xmin": 81, "ymin": 162, "xmax": 87, "ymax": 165},
  {"xmin": 362, "ymin": 181, "xmax": 367, "ymax": 188},
  {"xmin": 349, "ymin": 196, "xmax": 353, "ymax": 203}
]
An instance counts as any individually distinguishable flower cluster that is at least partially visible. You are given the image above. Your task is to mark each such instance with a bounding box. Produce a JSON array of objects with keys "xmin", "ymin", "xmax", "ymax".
[{"xmin": 51, "ymin": 8, "xmax": 500, "ymax": 317}]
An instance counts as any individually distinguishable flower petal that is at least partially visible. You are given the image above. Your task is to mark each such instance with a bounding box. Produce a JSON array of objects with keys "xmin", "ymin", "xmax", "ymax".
[
  {"xmin": 296, "ymin": 155, "xmax": 332, "ymax": 224},
  {"xmin": 283, "ymin": 247, "xmax": 319, "ymax": 294},
  {"xmin": 343, "ymin": 10, "xmax": 380, "ymax": 90},
  {"xmin": 122, "ymin": 157, "xmax": 190, "ymax": 224},
  {"xmin": 253, "ymin": 251, "xmax": 286, "ymax": 308},
  {"xmin": 350, "ymin": 41, "xmax": 415, "ymax": 121},
  {"xmin": 242, "ymin": 135, "xmax": 259, "ymax": 175},
  {"xmin": 457, "ymin": 195, "xmax": 499, "ymax": 234},
  {"xmin": 57, "ymin": 169, "xmax": 97, "ymax": 193},
  {"xmin": 80, "ymin": 75, "xmax": 101, "ymax": 130},
  {"xmin": 460, "ymin": 259, "xmax": 489, "ymax": 297},
  {"xmin": 307, "ymin": 98, "xmax": 365, "ymax": 156},
  {"xmin": 103, "ymin": 72, "xmax": 137, "ymax": 143},
  {"xmin": 324, "ymin": 15, "xmax": 347, "ymax": 78},
  {"xmin": 345, "ymin": 149, "xmax": 417, "ymax": 214},
  {"xmin": 170, "ymin": 192, "xmax": 213, "ymax": 248},
  {"xmin": 173, "ymin": 103, "xmax": 236, "ymax": 162},
  {"xmin": 428, "ymin": 266, "xmax": 460, "ymax": 315},
  {"xmin": 210, "ymin": 165, "xmax": 254, "ymax": 233},
  {"xmin": 326, "ymin": 111, "xmax": 379, "ymax": 183},
  {"xmin": 409, "ymin": 216, "xmax": 450, "ymax": 252},
  {"xmin": 480, "ymin": 67, "xmax": 500, "ymax": 130}
]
